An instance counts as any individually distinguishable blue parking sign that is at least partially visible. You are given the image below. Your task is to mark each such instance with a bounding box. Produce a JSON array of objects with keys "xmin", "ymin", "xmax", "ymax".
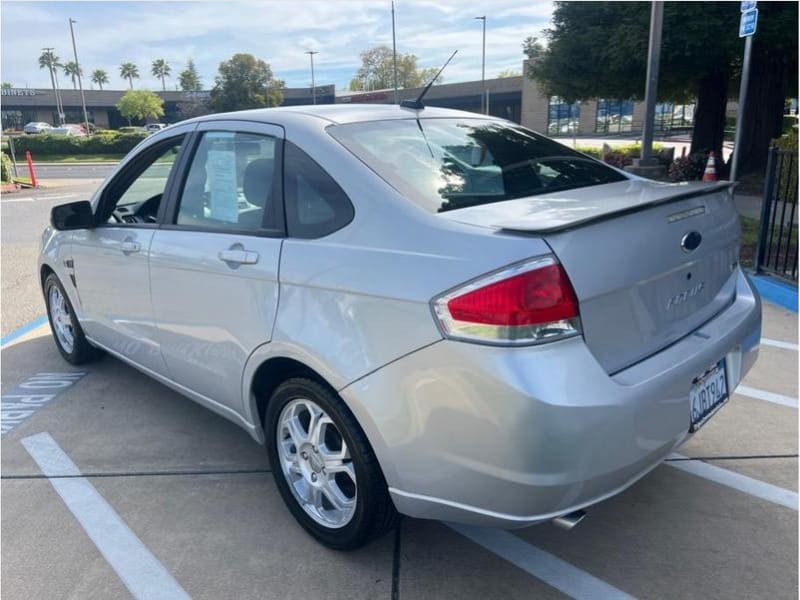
[
  {"xmin": 739, "ymin": 9, "xmax": 758, "ymax": 37},
  {"xmin": 741, "ymin": 0, "xmax": 757, "ymax": 12}
]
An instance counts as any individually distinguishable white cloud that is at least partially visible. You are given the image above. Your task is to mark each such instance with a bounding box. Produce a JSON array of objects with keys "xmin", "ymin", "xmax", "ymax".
[{"xmin": 1, "ymin": 0, "xmax": 552, "ymax": 90}]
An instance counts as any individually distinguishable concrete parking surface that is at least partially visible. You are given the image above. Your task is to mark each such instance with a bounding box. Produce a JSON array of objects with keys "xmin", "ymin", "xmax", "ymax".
[{"xmin": 1, "ymin": 181, "xmax": 798, "ymax": 599}]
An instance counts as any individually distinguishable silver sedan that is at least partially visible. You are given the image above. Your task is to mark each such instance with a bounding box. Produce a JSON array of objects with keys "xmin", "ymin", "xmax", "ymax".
[{"xmin": 39, "ymin": 105, "xmax": 761, "ymax": 549}]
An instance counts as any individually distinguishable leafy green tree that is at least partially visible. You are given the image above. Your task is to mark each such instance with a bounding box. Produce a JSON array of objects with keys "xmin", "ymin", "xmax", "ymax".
[
  {"xmin": 151, "ymin": 59, "xmax": 171, "ymax": 91},
  {"xmin": 209, "ymin": 53, "xmax": 283, "ymax": 112},
  {"xmin": 119, "ymin": 62, "xmax": 140, "ymax": 89},
  {"xmin": 116, "ymin": 89, "xmax": 164, "ymax": 125},
  {"xmin": 734, "ymin": 1, "xmax": 798, "ymax": 173},
  {"xmin": 178, "ymin": 58, "xmax": 202, "ymax": 91},
  {"xmin": 1, "ymin": 82, "xmax": 12, "ymax": 89},
  {"xmin": 496, "ymin": 69, "xmax": 521, "ymax": 78},
  {"xmin": 348, "ymin": 46, "xmax": 439, "ymax": 91},
  {"xmin": 526, "ymin": 1, "xmax": 797, "ymax": 174},
  {"xmin": 63, "ymin": 61, "xmax": 82, "ymax": 89},
  {"xmin": 91, "ymin": 69, "xmax": 109, "ymax": 90}
]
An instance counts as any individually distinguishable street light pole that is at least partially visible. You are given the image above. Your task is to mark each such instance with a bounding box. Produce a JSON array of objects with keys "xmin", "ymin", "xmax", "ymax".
[
  {"xmin": 68, "ymin": 18, "xmax": 91, "ymax": 134},
  {"xmin": 639, "ymin": 1, "xmax": 664, "ymax": 165},
  {"xmin": 474, "ymin": 16, "xmax": 486, "ymax": 114},
  {"xmin": 305, "ymin": 50, "xmax": 319, "ymax": 105},
  {"xmin": 391, "ymin": 0, "xmax": 399, "ymax": 104}
]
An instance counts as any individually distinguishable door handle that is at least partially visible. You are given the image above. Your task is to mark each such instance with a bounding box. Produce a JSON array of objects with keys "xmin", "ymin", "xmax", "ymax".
[
  {"xmin": 218, "ymin": 249, "xmax": 259, "ymax": 265},
  {"xmin": 120, "ymin": 239, "xmax": 141, "ymax": 254}
]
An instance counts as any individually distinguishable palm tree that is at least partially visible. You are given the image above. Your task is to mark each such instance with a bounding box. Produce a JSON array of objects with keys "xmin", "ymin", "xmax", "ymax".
[
  {"xmin": 119, "ymin": 62, "xmax": 139, "ymax": 89},
  {"xmin": 38, "ymin": 49, "xmax": 61, "ymax": 95},
  {"xmin": 63, "ymin": 61, "xmax": 82, "ymax": 89},
  {"xmin": 91, "ymin": 69, "xmax": 109, "ymax": 90},
  {"xmin": 151, "ymin": 59, "xmax": 171, "ymax": 91}
]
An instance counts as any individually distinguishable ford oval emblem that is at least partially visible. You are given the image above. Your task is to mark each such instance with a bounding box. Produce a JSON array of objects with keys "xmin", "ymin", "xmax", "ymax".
[{"xmin": 681, "ymin": 231, "xmax": 703, "ymax": 252}]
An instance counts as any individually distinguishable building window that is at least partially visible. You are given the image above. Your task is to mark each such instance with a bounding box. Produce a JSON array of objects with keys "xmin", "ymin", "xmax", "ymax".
[
  {"xmin": 595, "ymin": 99, "xmax": 634, "ymax": 134},
  {"xmin": 547, "ymin": 97, "xmax": 580, "ymax": 136},
  {"xmin": 654, "ymin": 102, "xmax": 695, "ymax": 132},
  {"xmin": 2, "ymin": 110, "xmax": 38, "ymax": 131},
  {"xmin": 57, "ymin": 109, "xmax": 95, "ymax": 124}
]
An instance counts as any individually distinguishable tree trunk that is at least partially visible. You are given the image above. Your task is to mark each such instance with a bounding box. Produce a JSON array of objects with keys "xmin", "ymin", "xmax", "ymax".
[
  {"xmin": 734, "ymin": 41, "xmax": 788, "ymax": 177},
  {"xmin": 161, "ymin": 76, "xmax": 165, "ymax": 91},
  {"xmin": 690, "ymin": 67, "xmax": 729, "ymax": 171},
  {"xmin": 129, "ymin": 78, "xmax": 133, "ymax": 89}
]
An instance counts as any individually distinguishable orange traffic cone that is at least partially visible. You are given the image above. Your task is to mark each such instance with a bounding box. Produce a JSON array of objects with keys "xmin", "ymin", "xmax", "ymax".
[{"xmin": 702, "ymin": 151, "xmax": 717, "ymax": 182}]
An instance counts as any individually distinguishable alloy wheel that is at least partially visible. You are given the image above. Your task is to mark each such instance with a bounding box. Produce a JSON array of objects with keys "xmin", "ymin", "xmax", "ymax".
[
  {"xmin": 49, "ymin": 285, "xmax": 75, "ymax": 353},
  {"xmin": 276, "ymin": 398, "xmax": 357, "ymax": 528}
]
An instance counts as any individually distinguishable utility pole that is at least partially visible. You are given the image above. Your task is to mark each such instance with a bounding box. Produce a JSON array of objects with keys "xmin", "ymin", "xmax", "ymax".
[
  {"xmin": 68, "ymin": 18, "xmax": 91, "ymax": 134},
  {"xmin": 391, "ymin": 0, "xmax": 399, "ymax": 104},
  {"xmin": 474, "ymin": 16, "xmax": 486, "ymax": 114},
  {"xmin": 305, "ymin": 50, "xmax": 318, "ymax": 105},
  {"xmin": 639, "ymin": 1, "xmax": 663, "ymax": 165}
]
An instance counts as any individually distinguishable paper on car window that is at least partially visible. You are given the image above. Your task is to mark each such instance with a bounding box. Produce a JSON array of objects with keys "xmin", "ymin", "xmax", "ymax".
[{"xmin": 207, "ymin": 146, "xmax": 238, "ymax": 223}]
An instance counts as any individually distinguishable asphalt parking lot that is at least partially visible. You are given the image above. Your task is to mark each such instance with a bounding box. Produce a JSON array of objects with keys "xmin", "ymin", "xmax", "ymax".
[{"xmin": 1, "ymin": 183, "xmax": 798, "ymax": 600}]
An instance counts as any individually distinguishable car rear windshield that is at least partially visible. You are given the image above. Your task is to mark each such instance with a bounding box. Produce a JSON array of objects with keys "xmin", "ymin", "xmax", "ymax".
[{"xmin": 328, "ymin": 118, "xmax": 626, "ymax": 213}]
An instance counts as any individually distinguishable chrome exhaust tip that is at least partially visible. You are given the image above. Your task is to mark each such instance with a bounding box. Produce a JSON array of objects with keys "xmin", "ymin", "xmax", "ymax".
[{"xmin": 551, "ymin": 510, "xmax": 586, "ymax": 531}]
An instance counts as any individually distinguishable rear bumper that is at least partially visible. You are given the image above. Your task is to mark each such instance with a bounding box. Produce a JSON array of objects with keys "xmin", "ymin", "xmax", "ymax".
[{"xmin": 341, "ymin": 269, "xmax": 761, "ymax": 528}]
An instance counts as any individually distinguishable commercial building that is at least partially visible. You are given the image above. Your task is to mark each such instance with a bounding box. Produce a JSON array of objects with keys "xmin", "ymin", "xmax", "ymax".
[
  {"xmin": 1, "ymin": 85, "xmax": 333, "ymax": 130},
  {"xmin": 2, "ymin": 68, "xmax": 698, "ymax": 136}
]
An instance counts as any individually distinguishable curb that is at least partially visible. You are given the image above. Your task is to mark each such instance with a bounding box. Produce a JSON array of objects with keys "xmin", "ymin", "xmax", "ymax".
[
  {"xmin": 750, "ymin": 274, "xmax": 798, "ymax": 313},
  {"xmin": 32, "ymin": 162, "xmax": 119, "ymax": 166}
]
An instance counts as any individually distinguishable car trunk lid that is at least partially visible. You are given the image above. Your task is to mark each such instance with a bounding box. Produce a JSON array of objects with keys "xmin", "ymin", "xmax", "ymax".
[{"xmin": 441, "ymin": 179, "xmax": 740, "ymax": 373}]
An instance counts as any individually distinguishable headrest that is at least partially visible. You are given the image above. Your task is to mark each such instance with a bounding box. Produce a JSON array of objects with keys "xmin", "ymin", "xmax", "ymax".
[{"xmin": 243, "ymin": 158, "xmax": 274, "ymax": 206}]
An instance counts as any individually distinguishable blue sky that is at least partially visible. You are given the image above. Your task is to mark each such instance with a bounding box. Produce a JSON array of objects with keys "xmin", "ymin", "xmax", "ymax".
[{"xmin": 1, "ymin": 0, "xmax": 553, "ymax": 92}]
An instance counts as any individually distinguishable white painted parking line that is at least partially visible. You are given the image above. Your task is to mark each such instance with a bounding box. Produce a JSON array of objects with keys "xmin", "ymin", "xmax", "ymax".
[
  {"xmin": 736, "ymin": 385, "xmax": 798, "ymax": 409},
  {"xmin": 37, "ymin": 193, "xmax": 78, "ymax": 200},
  {"xmin": 21, "ymin": 432, "xmax": 191, "ymax": 600},
  {"xmin": 761, "ymin": 338, "xmax": 799, "ymax": 351},
  {"xmin": 1, "ymin": 197, "xmax": 34, "ymax": 203},
  {"xmin": 667, "ymin": 454, "xmax": 798, "ymax": 511},
  {"xmin": 447, "ymin": 523, "xmax": 636, "ymax": 600}
]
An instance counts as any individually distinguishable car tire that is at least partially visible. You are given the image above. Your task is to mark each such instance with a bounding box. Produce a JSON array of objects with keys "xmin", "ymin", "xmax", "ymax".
[
  {"xmin": 265, "ymin": 377, "xmax": 398, "ymax": 550},
  {"xmin": 44, "ymin": 273, "xmax": 101, "ymax": 365}
]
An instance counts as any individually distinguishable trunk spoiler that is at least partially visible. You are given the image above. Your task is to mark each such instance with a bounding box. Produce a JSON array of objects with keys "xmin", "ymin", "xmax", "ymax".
[{"xmin": 495, "ymin": 181, "xmax": 736, "ymax": 234}]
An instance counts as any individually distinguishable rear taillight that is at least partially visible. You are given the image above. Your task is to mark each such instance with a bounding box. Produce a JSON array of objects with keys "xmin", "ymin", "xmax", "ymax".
[{"xmin": 432, "ymin": 255, "xmax": 581, "ymax": 345}]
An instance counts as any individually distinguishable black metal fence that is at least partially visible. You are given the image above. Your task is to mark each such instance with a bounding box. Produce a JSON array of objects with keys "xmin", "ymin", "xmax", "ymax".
[{"xmin": 756, "ymin": 147, "xmax": 798, "ymax": 282}]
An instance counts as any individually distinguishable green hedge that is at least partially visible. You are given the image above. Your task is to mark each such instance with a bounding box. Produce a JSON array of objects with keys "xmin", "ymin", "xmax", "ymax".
[{"xmin": 10, "ymin": 132, "xmax": 148, "ymax": 157}]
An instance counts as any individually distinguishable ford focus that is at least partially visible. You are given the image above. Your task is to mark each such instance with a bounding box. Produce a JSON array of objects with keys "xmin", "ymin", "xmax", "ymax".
[{"xmin": 39, "ymin": 105, "xmax": 761, "ymax": 549}]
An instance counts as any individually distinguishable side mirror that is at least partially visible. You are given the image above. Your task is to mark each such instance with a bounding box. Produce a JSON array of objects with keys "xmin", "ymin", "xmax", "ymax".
[{"xmin": 51, "ymin": 200, "xmax": 95, "ymax": 231}]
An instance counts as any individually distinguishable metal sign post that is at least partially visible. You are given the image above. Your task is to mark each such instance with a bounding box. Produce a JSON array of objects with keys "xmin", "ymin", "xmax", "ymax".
[{"xmin": 730, "ymin": 2, "xmax": 758, "ymax": 182}]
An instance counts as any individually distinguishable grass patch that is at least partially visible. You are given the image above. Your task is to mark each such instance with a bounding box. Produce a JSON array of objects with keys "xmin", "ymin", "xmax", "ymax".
[{"xmin": 740, "ymin": 216, "xmax": 760, "ymax": 268}]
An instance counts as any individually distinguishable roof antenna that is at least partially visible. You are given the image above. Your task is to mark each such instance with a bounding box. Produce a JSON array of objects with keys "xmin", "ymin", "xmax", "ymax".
[{"xmin": 400, "ymin": 50, "xmax": 457, "ymax": 110}]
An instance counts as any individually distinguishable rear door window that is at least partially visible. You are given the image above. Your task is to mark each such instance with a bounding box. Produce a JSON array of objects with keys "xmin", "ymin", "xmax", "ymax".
[{"xmin": 284, "ymin": 141, "xmax": 354, "ymax": 238}]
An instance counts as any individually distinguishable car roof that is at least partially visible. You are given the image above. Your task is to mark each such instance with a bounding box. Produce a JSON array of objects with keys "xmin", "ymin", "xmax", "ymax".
[{"xmin": 194, "ymin": 104, "xmax": 503, "ymax": 126}]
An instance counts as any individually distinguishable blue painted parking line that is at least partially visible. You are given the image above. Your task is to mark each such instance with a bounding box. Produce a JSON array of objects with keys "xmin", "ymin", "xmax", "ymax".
[
  {"xmin": 0, "ymin": 316, "xmax": 48, "ymax": 348},
  {"xmin": 750, "ymin": 274, "xmax": 798, "ymax": 313}
]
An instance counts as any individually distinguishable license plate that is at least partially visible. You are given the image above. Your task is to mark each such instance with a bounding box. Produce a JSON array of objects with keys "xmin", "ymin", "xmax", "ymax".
[{"xmin": 689, "ymin": 359, "xmax": 728, "ymax": 431}]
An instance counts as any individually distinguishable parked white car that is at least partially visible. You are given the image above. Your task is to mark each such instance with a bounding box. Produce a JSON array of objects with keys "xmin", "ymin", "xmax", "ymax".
[
  {"xmin": 49, "ymin": 125, "xmax": 87, "ymax": 136},
  {"xmin": 145, "ymin": 123, "xmax": 167, "ymax": 134},
  {"xmin": 23, "ymin": 122, "xmax": 52, "ymax": 134}
]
